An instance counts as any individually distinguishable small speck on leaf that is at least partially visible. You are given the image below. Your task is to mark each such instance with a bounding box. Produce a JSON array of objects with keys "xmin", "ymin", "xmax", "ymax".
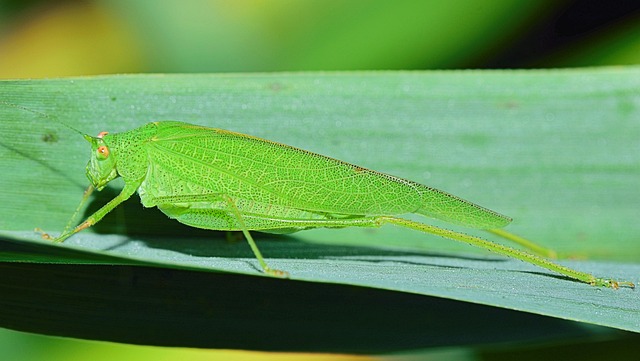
[{"xmin": 41, "ymin": 132, "xmax": 59, "ymax": 143}]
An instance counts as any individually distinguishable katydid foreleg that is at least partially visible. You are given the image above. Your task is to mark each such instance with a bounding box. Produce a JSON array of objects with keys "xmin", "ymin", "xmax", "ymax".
[
  {"xmin": 61, "ymin": 185, "xmax": 95, "ymax": 235},
  {"xmin": 41, "ymin": 182, "xmax": 140, "ymax": 243}
]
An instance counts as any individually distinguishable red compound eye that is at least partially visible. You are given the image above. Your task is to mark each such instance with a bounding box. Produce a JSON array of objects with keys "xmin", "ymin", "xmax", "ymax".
[{"xmin": 97, "ymin": 145, "xmax": 109, "ymax": 158}]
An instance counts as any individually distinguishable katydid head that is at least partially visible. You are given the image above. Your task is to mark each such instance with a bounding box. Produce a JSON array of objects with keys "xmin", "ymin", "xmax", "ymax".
[{"xmin": 84, "ymin": 133, "xmax": 118, "ymax": 190}]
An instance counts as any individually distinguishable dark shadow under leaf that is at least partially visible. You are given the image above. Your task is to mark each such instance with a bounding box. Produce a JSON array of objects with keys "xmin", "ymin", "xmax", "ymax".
[{"xmin": 0, "ymin": 262, "xmax": 618, "ymax": 354}]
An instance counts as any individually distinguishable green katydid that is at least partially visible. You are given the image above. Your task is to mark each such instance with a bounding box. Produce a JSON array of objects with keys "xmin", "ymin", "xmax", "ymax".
[{"xmin": 12, "ymin": 104, "xmax": 633, "ymax": 288}]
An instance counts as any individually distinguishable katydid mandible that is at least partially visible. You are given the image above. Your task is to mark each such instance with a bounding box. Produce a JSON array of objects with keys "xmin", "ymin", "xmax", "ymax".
[{"xmin": 38, "ymin": 120, "xmax": 633, "ymax": 289}]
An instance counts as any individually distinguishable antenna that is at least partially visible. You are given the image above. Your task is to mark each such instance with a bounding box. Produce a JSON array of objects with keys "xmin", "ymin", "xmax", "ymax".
[{"xmin": 0, "ymin": 100, "xmax": 84, "ymax": 136}]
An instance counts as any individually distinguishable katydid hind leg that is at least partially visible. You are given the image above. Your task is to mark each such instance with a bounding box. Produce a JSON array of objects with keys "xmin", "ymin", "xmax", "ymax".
[
  {"xmin": 150, "ymin": 191, "xmax": 630, "ymax": 287},
  {"xmin": 377, "ymin": 216, "xmax": 634, "ymax": 289},
  {"xmin": 486, "ymin": 228, "xmax": 558, "ymax": 259}
]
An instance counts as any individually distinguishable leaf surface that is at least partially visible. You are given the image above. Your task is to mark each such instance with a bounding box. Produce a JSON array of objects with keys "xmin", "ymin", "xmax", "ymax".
[{"xmin": 1, "ymin": 69, "xmax": 639, "ymax": 351}]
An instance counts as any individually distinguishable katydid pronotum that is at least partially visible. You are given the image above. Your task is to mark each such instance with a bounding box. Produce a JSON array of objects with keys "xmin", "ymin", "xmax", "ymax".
[{"xmin": 11, "ymin": 105, "xmax": 633, "ymax": 288}]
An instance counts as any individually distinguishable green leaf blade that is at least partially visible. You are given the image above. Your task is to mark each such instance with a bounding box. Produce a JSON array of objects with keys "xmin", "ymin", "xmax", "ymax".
[{"xmin": 1, "ymin": 69, "xmax": 639, "ymax": 351}]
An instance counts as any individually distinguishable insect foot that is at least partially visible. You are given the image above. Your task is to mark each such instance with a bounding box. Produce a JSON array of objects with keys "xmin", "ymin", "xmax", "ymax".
[
  {"xmin": 264, "ymin": 267, "xmax": 290, "ymax": 278},
  {"xmin": 34, "ymin": 227, "xmax": 53, "ymax": 240},
  {"xmin": 591, "ymin": 278, "xmax": 635, "ymax": 289}
]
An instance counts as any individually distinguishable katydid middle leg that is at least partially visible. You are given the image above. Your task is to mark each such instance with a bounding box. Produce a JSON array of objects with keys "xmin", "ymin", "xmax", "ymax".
[{"xmin": 151, "ymin": 193, "xmax": 289, "ymax": 277}]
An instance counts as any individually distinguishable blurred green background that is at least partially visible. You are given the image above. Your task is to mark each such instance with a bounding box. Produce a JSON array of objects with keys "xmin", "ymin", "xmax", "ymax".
[
  {"xmin": 1, "ymin": 0, "xmax": 640, "ymax": 78},
  {"xmin": 1, "ymin": 1, "xmax": 639, "ymax": 360}
]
